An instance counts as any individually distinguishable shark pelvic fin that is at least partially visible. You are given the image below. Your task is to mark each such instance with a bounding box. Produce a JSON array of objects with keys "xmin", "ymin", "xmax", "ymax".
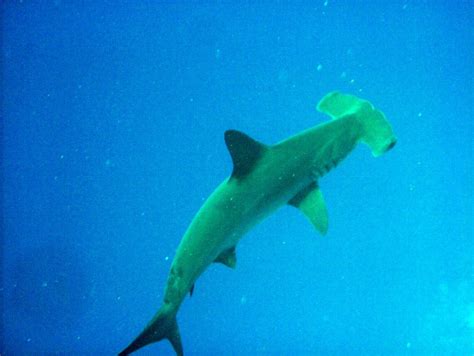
[
  {"xmin": 225, "ymin": 130, "xmax": 267, "ymax": 179},
  {"xmin": 289, "ymin": 182, "xmax": 328, "ymax": 235},
  {"xmin": 214, "ymin": 246, "xmax": 237, "ymax": 269}
]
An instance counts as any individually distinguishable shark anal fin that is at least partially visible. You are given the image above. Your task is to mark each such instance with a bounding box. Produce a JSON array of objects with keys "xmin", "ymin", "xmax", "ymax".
[
  {"xmin": 189, "ymin": 283, "xmax": 195, "ymax": 297},
  {"xmin": 224, "ymin": 130, "xmax": 267, "ymax": 179},
  {"xmin": 289, "ymin": 182, "xmax": 328, "ymax": 235},
  {"xmin": 214, "ymin": 246, "xmax": 237, "ymax": 269}
]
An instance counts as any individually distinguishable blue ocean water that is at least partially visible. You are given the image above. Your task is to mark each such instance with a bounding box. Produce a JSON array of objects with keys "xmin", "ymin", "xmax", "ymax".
[{"xmin": 2, "ymin": 1, "xmax": 473, "ymax": 355}]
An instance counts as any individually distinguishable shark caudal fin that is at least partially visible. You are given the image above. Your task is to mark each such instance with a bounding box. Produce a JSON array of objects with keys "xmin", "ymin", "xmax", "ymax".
[
  {"xmin": 119, "ymin": 307, "xmax": 183, "ymax": 356},
  {"xmin": 317, "ymin": 92, "xmax": 397, "ymax": 157}
]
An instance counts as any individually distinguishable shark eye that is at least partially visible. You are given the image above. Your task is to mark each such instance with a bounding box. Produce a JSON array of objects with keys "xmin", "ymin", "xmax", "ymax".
[{"xmin": 386, "ymin": 139, "xmax": 396, "ymax": 151}]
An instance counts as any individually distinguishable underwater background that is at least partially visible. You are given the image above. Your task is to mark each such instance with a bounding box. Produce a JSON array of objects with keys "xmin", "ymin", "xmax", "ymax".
[{"xmin": 2, "ymin": 1, "xmax": 473, "ymax": 355}]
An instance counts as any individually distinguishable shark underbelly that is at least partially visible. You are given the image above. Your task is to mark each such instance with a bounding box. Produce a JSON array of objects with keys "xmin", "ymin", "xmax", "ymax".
[{"xmin": 166, "ymin": 173, "xmax": 309, "ymax": 304}]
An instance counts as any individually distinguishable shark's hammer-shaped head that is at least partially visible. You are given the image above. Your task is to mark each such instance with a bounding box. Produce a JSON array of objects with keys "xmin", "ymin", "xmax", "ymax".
[
  {"xmin": 356, "ymin": 101, "xmax": 397, "ymax": 157},
  {"xmin": 317, "ymin": 92, "xmax": 397, "ymax": 157}
]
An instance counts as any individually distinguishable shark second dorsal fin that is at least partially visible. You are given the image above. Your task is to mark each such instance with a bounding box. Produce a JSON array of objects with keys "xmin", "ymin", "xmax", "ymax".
[
  {"xmin": 289, "ymin": 182, "xmax": 328, "ymax": 235},
  {"xmin": 225, "ymin": 130, "xmax": 267, "ymax": 179}
]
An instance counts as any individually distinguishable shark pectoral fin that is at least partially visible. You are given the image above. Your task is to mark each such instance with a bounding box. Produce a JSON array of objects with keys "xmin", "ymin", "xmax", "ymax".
[
  {"xmin": 189, "ymin": 283, "xmax": 195, "ymax": 297},
  {"xmin": 214, "ymin": 246, "xmax": 237, "ymax": 269},
  {"xmin": 224, "ymin": 130, "xmax": 267, "ymax": 179},
  {"xmin": 289, "ymin": 183, "xmax": 328, "ymax": 235}
]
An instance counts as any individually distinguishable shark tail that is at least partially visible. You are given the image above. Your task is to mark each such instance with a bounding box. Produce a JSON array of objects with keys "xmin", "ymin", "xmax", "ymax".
[
  {"xmin": 119, "ymin": 306, "xmax": 183, "ymax": 356},
  {"xmin": 317, "ymin": 91, "xmax": 397, "ymax": 157}
]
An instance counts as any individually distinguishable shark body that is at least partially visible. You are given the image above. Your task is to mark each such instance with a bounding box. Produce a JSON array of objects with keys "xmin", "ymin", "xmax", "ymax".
[{"xmin": 119, "ymin": 92, "xmax": 397, "ymax": 355}]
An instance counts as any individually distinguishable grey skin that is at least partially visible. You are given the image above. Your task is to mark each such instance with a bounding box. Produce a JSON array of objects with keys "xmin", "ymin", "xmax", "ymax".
[{"xmin": 119, "ymin": 92, "xmax": 397, "ymax": 355}]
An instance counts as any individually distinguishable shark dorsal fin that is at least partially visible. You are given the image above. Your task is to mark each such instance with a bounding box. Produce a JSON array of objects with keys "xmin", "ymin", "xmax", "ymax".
[
  {"xmin": 289, "ymin": 182, "xmax": 328, "ymax": 235},
  {"xmin": 225, "ymin": 130, "xmax": 266, "ymax": 179}
]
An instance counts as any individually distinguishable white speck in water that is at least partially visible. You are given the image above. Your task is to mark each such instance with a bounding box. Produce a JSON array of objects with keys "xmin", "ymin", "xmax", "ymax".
[
  {"xmin": 117, "ymin": 296, "xmax": 121, "ymax": 301},
  {"xmin": 316, "ymin": 64, "xmax": 323, "ymax": 72},
  {"xmin": 42, "ymin": 281, "xmax": 48, "ymax": 288},
  {"xmin": 27, "ymin": 338, "xmax": 31, "ymax": 342},
  {"xmin": 77, "ymin": 336, "xmax": 81, "ymax": 340},
  {"xmin": 240, "ymin": 296, "xmax": 247, "ymax": 305},
  {"xmin": 282, "ymin": 241, "xmax": 286, "ymax": 245},
  {"xmin": 402, "ymin": 4, "xmax": 408, "ymax": 10},
  {"xmin": 60, "ymin": 154, "xmax": 64, "ymax": 159},
  {"xmin": 323, "ymin": 0, "xmax": 329, "ymax": 6},
  {"xmin": 215, "ymin": 48, "xmax": 221, "ymax": 60},
  {"xmin": 165, "ymin": 256, "xmax": 169, "ymax": 261},
  {"xmin": 417, "ymin": 112, "xmax": 423, "ymax": 117},
  {"xmin": 340, "ymin": 71, "xmax": 347, "ymax": 79},
  {"xmin": 406, "ymin": 342, "xmax": 411, "ymax": 348},
  {"xmin": 409, "ymin": 184, "xmax": 415, "ymax": 191},
  {"xmin": 349, "ymin": 79, "xmax": 355, "ymax": 84}
]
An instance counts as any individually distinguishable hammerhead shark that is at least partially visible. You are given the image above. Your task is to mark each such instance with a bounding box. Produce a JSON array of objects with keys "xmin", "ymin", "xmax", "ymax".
[{"xmin": 119, "ymin": 92, "xmax": 396, "ymax": 355}]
